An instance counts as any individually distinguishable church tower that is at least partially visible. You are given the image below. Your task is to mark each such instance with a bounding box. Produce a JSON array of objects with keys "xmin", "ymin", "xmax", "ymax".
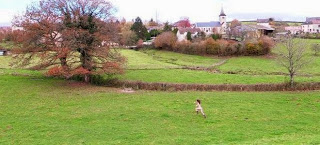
[{"xmin": 219, "ymin": 7, "xmax": 227, "ymax": 34}]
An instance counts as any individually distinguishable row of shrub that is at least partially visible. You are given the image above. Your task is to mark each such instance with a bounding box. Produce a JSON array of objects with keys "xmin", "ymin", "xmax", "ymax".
[{"xmin": 154, "ymin": 32, "xmax": 275, "ymax": 56}]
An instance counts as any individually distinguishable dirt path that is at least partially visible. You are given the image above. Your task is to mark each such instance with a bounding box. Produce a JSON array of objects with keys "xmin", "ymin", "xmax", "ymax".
[{"xmin": 210, "ymin": 59, "xmax": 228, "ymax": 68}]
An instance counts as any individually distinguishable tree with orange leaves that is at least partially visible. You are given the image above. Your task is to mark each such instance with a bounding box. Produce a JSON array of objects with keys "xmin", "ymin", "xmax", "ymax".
[{"xmin": 12, "ymin": 0, "xmax": 125, "ymax": 82}]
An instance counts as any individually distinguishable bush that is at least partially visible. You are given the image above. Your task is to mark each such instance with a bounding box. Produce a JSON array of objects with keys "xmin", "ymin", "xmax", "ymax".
[
  {"xmin": 173, "ymin": 40, "xmax": 192, "ymax": 53},
  {"xmin": 211, "ymin": 34, "xmax": 221, "ymax": 40},
  {"xmin": 154, "ymin": 32, "xmax": 177, "ymax": 50},
  {"xmin": 154, "ymin": 34, "xmax": 272, "ymax": 56},
  {"xmin": 245, "ymin": 41, "xmax": 262, "ymax": 55},
  {"xmin": 205, "ymin": 38, "xmax": 220, "ymax": 55},
  {"xmin": 258, "ymin": 36, "xmax": 275, "ymax": 55},
  {"xmin": 191, "ymin": 41, "xmax": 206, "ymax": 55},
  {"xmin": 243, "ymin": 36, "xmax": 274, "ymax": 56}
]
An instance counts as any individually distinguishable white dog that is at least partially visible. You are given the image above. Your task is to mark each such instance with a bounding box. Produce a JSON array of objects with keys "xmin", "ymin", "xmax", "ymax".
[{"xmin": 195, "ymin": 99, "xmax": 206, "ymax": 118}]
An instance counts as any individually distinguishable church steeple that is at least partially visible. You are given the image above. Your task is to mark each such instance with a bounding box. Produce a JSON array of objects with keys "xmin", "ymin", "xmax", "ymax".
[{"xmin": 219, "ymin": 7, "xmax": 226, "ymax": 17}]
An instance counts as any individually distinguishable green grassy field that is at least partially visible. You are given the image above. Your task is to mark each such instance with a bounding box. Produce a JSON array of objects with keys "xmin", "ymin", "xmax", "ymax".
[
  {"xmin": 0, "ymin": 41, "xmax": 15, "ymax": 50},
  {"xmin": 0, "ymin": 56, "xmax": 11, "ymax": 69},
  {"xmin": 141, "ymin": 49, "xmax": 220, "ymax": 67},
  {"xmin": 118, "ymin": 45, "xmax": 320, "ymax": 84},
  {"xmin": 1, "ymin": 74, "xmax": 320, "ymax": 144},
  {"xmin": 120, "ymin": 69, "xmax": 320, "ymax": 84},
  {"xmin": 1, "ymin": 41, "xmax": 320, "ymax": 144}
]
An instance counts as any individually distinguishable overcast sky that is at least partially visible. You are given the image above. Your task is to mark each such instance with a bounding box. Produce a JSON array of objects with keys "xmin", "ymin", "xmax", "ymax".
[{"xmin": 1, "ymin": 0, "xmax": 320, "ymax": 26}]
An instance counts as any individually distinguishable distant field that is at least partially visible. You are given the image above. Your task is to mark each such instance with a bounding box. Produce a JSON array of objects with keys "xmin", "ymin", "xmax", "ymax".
[
  {"xmin": 239, "ymin": 21, "xmax": 303, "ymax": 26},
  {"xmin": 120, "ymin": 69, "xmax": 320, "ymax": 84},
  {"xmin": 142, "ymin": 49, "xmax": 220, "ymax": 67},
  {"xmin": 120, "ymin": 49, "xmax": 179, "ymax": 69},
  {"xmin": 120, "ymin": 49, "xmax": 219, "ymax": 69},
  {"xmin": 1, "ymin": 74, "xmax": 320, "ymax": 144}
]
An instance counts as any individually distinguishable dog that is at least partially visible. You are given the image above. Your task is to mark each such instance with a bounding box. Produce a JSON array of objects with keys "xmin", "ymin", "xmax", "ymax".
[{"xmin": 195, "ymin": 99, "xmax": 207, "ymax": 118}]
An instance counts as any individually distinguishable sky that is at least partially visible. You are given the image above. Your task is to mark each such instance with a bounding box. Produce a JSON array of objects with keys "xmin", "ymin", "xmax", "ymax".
[{"xmin": 1, "ymin": 0, "xmax": 320, "ymax": 26}]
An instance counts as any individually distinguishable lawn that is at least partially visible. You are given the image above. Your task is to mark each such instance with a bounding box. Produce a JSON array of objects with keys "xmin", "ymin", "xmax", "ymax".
[
  {"xmin": 1, "ymin": 74, "xmax": 320, "ymax": 144},
  {"xmin": 120, "ymin": 49, "xmax": 178, "ymax": 69},
  {"xmin": 0, "ymin": 56, "xmax": 11, "ymax": 69},
  {"xmin": 0, "ymin": 41, "xmax": 15, "ymax": 50},
  {"xmin": 141, "ymin": 49, "xmax": 220, "ymax": 67},
  {"xmin": 120, "ymin": 69, "xmax": 320, "ymax": 84},
  {"xmin": 217, "ymin": 56, "xmax": 286, "ymax": 75}
]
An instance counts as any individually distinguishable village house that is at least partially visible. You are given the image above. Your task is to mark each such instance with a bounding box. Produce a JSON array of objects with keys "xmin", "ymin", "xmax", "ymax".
[
  {"xmin": 176, "ymin": 27, "xmax": 200, "ymax": 41},
  {"xmin": 194, "ymin": 7, "xmax": 228, "ymax": 36},
  {"xmin": 257, "ymin": 19, "xmax": 272, "ymax": 28},
  {"xmin": 285, "ymin": 26, "xmax": 302, "ymax": 34},
  {"xmin": 233, "ymin": 23, "xmax": 275, "ymax": 40},
  {"xmin": 301, "ymin": 17, "xmax": 320, "ymax": 33}
]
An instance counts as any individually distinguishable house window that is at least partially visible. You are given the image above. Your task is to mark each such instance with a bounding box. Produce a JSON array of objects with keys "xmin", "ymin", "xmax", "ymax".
[
  {"xmin": 206, "ymin": 30, "xmax": 208, "ymax": 32},
  {"xmin": 318, "ymin": 25, "xmax": 320, "ymax": 27}
]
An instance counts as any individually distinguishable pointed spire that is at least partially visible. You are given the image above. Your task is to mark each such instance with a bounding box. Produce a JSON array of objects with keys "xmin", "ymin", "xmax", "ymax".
[{"xmin": 219, "ymin": 6, "xmax": 226, "ymax": 17}]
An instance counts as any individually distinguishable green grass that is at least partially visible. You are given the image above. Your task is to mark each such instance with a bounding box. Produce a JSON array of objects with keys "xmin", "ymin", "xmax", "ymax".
[
  {"xmin": 120, "ymin": 49, "xmax": 178, "ymax": 69},
  {"xmin": 0, "ymin": 56, "xmax": 11, "ymax": 68},
  {"xmin": 218, "ymin": 56, "xmax": 286, "ymax": 75},
  {"xmin": 0, "ymin": 41, "xmax": 15, "ymax": 50},
  {"xmin": 1, "ymin": 74, "xmax": 320, "ymax": 144},
  {"xmin": 120, "ymin": 69, "xmax": 320, "ymax": 84},
  {"xmin": 142, "ymin": 49, "xmax": 220, "ymax": 67}
]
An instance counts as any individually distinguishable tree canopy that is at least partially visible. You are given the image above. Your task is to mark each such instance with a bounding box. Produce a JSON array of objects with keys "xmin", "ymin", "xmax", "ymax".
[
  {"xmin": 131, "ymin": 17, "xmax": 148, "ymax": 40},
  {"xmin": 13, "ymin": 0, "xmax": 125, "ymax": 82}
]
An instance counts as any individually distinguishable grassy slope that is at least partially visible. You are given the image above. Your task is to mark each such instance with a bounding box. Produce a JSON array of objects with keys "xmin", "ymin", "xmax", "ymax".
[
  {"xmin": 120, "ymin": 49, "xmax": 178, "ymax": 69},
  {"xmin": 142, "ymin": 49, "xmax": 219, "ymax": 67},
  {"xmin": 0, "ymin": 56, "xmax": 10, "ymax": 68},
  {"xmin": 121, "ymin": 69, "xmax": 320, "ymax": 84},
  {"xmin": 218, "ymin": 39, "xmax": 320, "ymax": 75},
  {"xmin": 1, "ymin": 74, "xmax": 320, "ymax": 144},
  {"xmin": 0, "ymin": 41, "xmax": 15, "ymax": 50}
]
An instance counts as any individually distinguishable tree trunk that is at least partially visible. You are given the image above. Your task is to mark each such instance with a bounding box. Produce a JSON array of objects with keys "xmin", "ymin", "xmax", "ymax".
[
  {"xmin": 290, "ymin": 73, "xmax": 294, "ymax": 88},
  {"xmin": 84, "ymin": 74, "xmax": 90, "ymax": 83}
]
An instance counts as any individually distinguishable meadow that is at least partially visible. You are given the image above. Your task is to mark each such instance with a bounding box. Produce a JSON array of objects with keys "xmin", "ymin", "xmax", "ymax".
[
  {"xmin": 119, "ymin": 40, "xmax": 320, "ymax": 85},
  {"xmin": 1, "ymin": 74, "xmax": 320, "ymax": 144},
  {"xmin": 1, "ymin": 40, "xmax": 320, "ymax": 144}
]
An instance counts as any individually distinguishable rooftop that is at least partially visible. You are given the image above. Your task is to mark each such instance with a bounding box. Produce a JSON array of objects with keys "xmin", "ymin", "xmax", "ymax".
[
  {"xmin": 257, "ymin": 19, "xmax": 270, "ymax": 23},
  {"xmin": 219, "ymin": 7, "xmax": 226, "ymax": 17},
  {"xmin": 178, "ymin": 27, "xmax": 201, "ymax": 34},
  {"xmin": 303, "ymin": 17, "xmax": 320, "ymax": 25},
  {"xmin": 195, "ymin": 21, "xmax": 221, "ymax": 28}
]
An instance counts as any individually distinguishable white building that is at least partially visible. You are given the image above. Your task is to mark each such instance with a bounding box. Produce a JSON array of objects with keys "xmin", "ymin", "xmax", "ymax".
[
  {"xmin": 194, "ymin": 7, "xmax": 227, "ymax": 36},
  {"xmin": 176, "ymin": 28, "xmax": 200, "ymax": 41},
  {"xmin": 302, "ymin": 17, "xmax": 320, "ymax": 33},
  {"xmin": 285, "ymin": 26, "xmax": 302, "ymax": 34}
]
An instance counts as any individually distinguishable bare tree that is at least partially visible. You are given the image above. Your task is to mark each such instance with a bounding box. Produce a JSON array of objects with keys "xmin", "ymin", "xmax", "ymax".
[{"xmin": 276, "ymin": 36, "xmax": 311, "ymax": 87}]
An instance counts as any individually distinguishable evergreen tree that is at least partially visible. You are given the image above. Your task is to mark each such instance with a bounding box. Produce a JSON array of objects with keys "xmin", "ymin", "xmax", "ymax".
[
  {"xmin": 131, "ymin": 17, "xmax": 148, "ymax": 40},
  {"xmin": 187, "ymin": 32, "xmax": 192, "ymax": 41},
  {"xmin": 163, "ymin": 22, "xmax": 172, "ymax": 32}
]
